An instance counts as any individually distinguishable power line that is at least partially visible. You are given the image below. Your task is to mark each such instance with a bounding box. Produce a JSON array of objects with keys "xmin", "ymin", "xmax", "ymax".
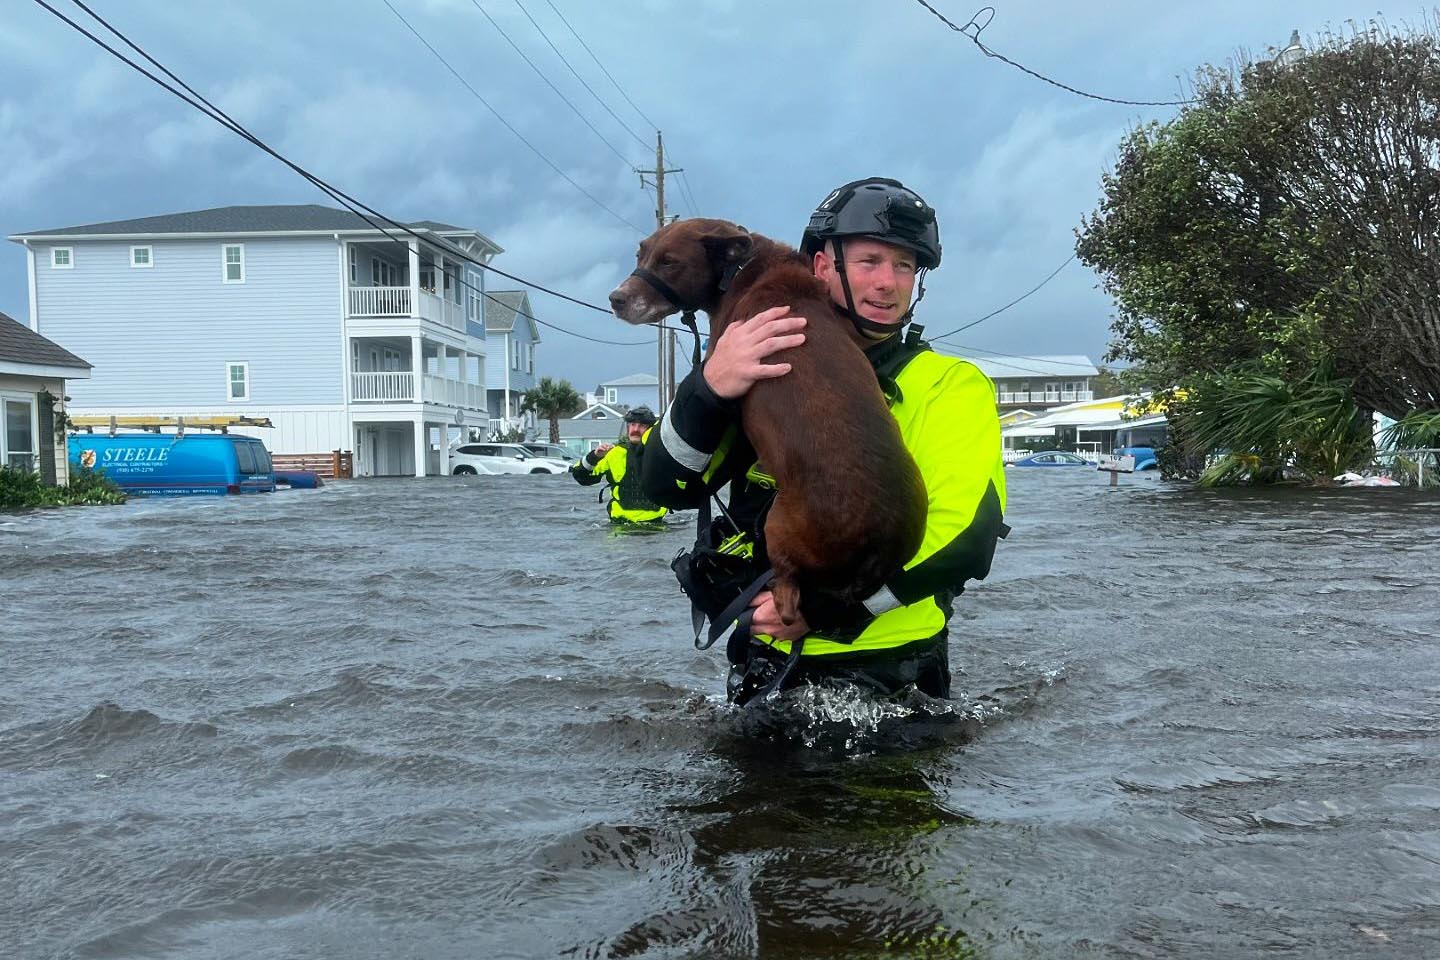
[
  {"xmin": 673, "ymin": 165, "xmax": 701, "ymax": 217},
  {"xmin": 523, "ymin": 0, "xmax": 700, "ymax": 217},
  {"xmin": 40, "ymin": 0, "xmax": 654, "ymax": 348},
  {"xmin": 511, "ymin": 0, "xmax": 651, "ymax": 151},
  {"xmin": 463, "ymin": 0, "xmax": 640, "ymax": 169},
  {"xmin": 929, "ymin": 254, "xmax": 1075, "ymax": 340},
  {"xmin": 914, "ymin": 2, "xmax": 1194, "ymax": 108},
  {"xmin": 540, "ymin": 0, "xmax": 658, "ymax": 132},
  {"xmin": 380, "ymin": 0, "xmax": 647, "ymax": 235}
]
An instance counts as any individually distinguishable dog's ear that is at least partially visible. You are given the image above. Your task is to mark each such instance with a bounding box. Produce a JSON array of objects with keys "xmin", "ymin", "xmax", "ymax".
[{"xmin": 701, "ymin": 226, "xmax": 752, "ymax": 265}]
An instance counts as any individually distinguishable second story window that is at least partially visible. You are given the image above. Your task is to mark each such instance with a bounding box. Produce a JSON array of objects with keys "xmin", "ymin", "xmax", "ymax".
[
  {"xmin": 51, "ymin": 247, "xmax": 73, "ymax": 269},
  {"xmin": 527, "ymin": 344, "xmax": 534, "ymax": 374},
  {"xmin": 605, "ymin": 387, "xmax": 618, "ymax": 404},
  {"xmin": 222, "ymin": 244, "xmax": 245, "ymax": 283},
  {"xmin": 349, "ymin": 246, "xmax": 357, "ymax": 284},
  {"xmin": 512, "ymin": 339, "xmax": 520, "ymax": 370},
  {"xmin": 130, "ymin": 246, "xmax": 152, "ymax": 268}
]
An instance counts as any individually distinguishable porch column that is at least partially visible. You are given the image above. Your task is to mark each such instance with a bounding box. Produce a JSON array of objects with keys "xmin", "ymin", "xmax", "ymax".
[
  {"xmin": 504, "ymin": 333, "xmax": 513, "ymax": 422},
  {"xmin": 408, "ymin": 240, "xmax": 420, "ymax": 318},
  {"xmin": 411, "ymin": 334, "xmax": 423, "ymax": 402},
  {"xmin": 413, "ymin": 418, "xmax": 427, "ymax": 478}
]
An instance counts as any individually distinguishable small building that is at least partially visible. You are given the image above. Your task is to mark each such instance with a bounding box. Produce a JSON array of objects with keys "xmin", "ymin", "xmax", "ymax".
[
  {"xmin": 956, "ymin": 354, "xmax": 1100, "ymax": 411},
  {"xmin": 0, "ymin": 310, "xmax": 90, "ymax": 485},
  {"xmin": 9, "ymin": 204, "xmax": 502, "ymax": 478},
  {"xmin": 1018, "ymin": 394, "xmax": 1166, "ymax": 460},
  {"xmin": 596, "ymin": 373, "xmax": 659, "ymax": 411},
  {"xmin": 558, "ymin": 400, "xmax": 627, "ymax": 456},
  {"xmin": 483, "ymin": 289, "xmax": 541, "ymax": 437}
]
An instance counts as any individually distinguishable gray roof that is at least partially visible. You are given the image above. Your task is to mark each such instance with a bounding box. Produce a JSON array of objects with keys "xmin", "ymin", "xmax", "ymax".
[
  {"xmin": 10, "ymin": 205, "xmax": 494, "ymax": 243},
  {"xmin": 0, "ymin": 311, "xmax": 89, "ymax": 369},
  {"xmin": 407, "ymin": 220, "xmax": 470, "ymax": 233},
  {"xmin": 484, "ymin": 290, "xmax": 536, "ymax": 336},
  {"xmin": 600, "ymin": 372, "xmax": 659, "ymax": 387}
]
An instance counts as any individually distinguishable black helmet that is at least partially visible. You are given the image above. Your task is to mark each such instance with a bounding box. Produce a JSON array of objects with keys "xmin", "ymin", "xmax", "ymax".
[
  {"xmin": 799, "ymin": 177, "xmax": 941, "ymax": 269},
  {"xmin": 623, "ymin": 406, "xmax": 657, "ymax": 426}
]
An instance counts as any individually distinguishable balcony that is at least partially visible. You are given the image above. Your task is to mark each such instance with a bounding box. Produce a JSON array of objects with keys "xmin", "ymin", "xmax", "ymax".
[
  {"xmin": 421, "ymin": 374, "xmax": 485, "ymax": 410},
  {"xmin": 998, "ymin": 390, "xmax": 1094, "ymax": 405},
  {"xmin": 348, "ymin": 285, "xmax": 465, "ymax": 334},
  {"xmin": 352, "ymin": 371, "xmax": 415, "ymax": 402},
  {"xmin": 351, "ymin": 372, "xmax": 485, "ymax": 410}
]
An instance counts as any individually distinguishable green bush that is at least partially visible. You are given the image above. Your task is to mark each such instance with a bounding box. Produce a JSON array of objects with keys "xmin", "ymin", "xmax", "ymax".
[{"xmin": 0, "ymin": 465, "xmax": 126, "ymax": 510}]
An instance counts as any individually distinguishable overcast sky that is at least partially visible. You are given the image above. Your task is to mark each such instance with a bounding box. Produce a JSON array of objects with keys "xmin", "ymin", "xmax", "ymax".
[{"xmin": 1, "ymin": 0, "xmax": 1381, "ymax": 389}]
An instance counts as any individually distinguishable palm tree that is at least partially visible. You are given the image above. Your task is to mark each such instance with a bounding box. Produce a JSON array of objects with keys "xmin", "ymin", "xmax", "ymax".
[{"xmin": 519, "ymin": 377, "xmax": 583, "ymax": 444}]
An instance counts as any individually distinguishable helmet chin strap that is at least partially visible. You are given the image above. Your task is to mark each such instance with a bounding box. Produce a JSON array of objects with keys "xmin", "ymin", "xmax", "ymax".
[{"xmin": 831, "ymin": 238, "xmax": 928, "ymax": 341}]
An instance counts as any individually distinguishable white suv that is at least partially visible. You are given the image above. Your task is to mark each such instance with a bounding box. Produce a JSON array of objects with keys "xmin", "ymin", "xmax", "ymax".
[{"xmin": 450, "ymin": 443, "xmax": 567, "ymax": 476}]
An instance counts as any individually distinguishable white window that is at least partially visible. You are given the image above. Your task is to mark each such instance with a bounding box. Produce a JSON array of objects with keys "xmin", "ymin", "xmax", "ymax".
[
  {"xmin": 51, "ymin": 247, "xmax": 73, "ymax": 269},
  {"xmin": 130, "ymin": 246, "xmax": 152, "ymax": 268},
  {"xmin": 512, "ymin": 339, "xmax": 520, "ymax": 370},
  {"xmin": 527, "ymin": 343, "xmax": 534, "ymax": 375},
  {"xmin": 349, "ymin": 246, "xmax": 357, "ymax": 284},
  {"xmin": 2, "ymin": 397, "xmax": 37, "ymax": 472},
  {"xmin": 351, "ymin": 341, "xmax": 359, "ymax": 372},
  {"xmin": 226, "ymin": 362, "xmax": 250, "ymax": 401},
  {"xmin": 222, "ymin": 244, "xmax": 245, "ymax": 283},
  {"xmin": 371, "ymin": 257, "xmax": 381, "ymax": 286},
  {"xmin": 605, "ymin": 387, "xmax": 618, "ymax": 404}
]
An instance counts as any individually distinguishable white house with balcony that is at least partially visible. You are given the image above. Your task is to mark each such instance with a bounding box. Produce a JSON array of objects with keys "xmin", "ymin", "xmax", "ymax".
[
  {"xmin": 483, "ymin": 289, "xmax": 540, "ymax": 437},
  {"xmin": 9, "ymin": 204, "xmax": 502, "ymax": 477},
  {"xmin": 954, "ymin": 353, "xmax": 1099, "ymax": 411}
]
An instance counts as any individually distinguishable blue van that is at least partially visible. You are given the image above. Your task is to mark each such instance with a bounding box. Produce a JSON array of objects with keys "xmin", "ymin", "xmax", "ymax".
[{"xmin": 68, "ymin": 434, "xmax": 277, "ymax": 496}]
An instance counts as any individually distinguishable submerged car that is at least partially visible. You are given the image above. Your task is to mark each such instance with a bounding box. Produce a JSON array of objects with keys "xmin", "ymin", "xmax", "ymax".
[
  {"xmin": 1010, "ymin": 451, "xmax": 1091, "ymax": 467},
  {"xmin": 1114, "ymin": 446, "xmax": 1159, "ymax": 470},
  {"xmin": 521, "ymin": 442, "xmax": 576, "ymax": 463},
  {"xmin": 450, "ymin": 443, "xmax": 566, "ymax": 476}
]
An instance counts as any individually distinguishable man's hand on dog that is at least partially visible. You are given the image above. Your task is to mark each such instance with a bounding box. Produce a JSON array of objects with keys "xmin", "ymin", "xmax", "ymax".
[
  {"xmin": 703, "ymin": 306, "xmax": 807, "ymax": 399},
  {"xmin": 747, "ymin": 590, "xmax": 810, "ymax": 641}
]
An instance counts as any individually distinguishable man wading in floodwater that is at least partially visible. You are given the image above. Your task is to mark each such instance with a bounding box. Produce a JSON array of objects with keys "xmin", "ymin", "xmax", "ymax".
[
  {"xmin": 641, "ymin": 178, "xmax": 1008, "ymax": 705},
  {"xmin": 569, "ymin": 406, "xmax": 668, "ymax": 525}
]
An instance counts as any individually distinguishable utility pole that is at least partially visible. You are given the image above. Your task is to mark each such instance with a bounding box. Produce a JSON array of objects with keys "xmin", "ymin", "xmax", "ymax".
[{"xmin": 637, "ymin": 131, "xmax": 682, "ymax": 409}]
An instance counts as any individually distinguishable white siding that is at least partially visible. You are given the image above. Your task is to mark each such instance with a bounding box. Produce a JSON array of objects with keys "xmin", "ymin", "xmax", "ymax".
[
  {"xmin": 33, "ymin": 237, "xmax": 344, "ymax": 408},
  {"xmin": 68, "ymin": 404, "xmax": 350, "ymax": 455}
]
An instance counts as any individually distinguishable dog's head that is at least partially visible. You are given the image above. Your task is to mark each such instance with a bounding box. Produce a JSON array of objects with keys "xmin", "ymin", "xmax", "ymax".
[{"xmin": 609, "ymin": 218, "xmax": 753, "ymax": 325}]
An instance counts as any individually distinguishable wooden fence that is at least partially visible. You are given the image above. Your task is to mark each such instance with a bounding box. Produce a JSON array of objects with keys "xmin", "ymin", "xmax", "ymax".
[{"xmin": 272, "ymin": 450, "xmax": 354, "ymax": 479}]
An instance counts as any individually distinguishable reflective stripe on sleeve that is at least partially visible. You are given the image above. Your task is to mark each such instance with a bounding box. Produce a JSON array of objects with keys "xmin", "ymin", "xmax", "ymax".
[
  {"xmin": 862, "ymin": 584, "xmax": 902, "ymax": 618},
  {"xmin": 661, "ymin": 406, "xmax": 712, "ymax": 473}
]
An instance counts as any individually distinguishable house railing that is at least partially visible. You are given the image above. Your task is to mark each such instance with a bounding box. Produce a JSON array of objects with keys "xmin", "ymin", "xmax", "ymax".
[
  {"xmin": 351, "ymin": 371, "xmax": 416, "ymax": 401},
  {"xmin": 347, "ymin": 286, "xmax": 466, "ymax": 334},
  {"xmin": 999, "ymin": 390, "xmax": 1096, "ymax": 405},
  {"xmin": 348, "ymin": 286, "xmax": 412, "ymax": 317},
  {"xmin": 421, "ymin": 375, "xmax": 485, "ymax": 410},
  {"xmin": 418, "ymin": 291, "xmax": 465, "ymax": 332}
]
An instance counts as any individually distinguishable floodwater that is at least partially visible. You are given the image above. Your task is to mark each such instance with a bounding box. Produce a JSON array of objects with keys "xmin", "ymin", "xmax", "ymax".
[{"xmin": 3, "ymin": 469, "xmax": 1439, "ymax": 959}]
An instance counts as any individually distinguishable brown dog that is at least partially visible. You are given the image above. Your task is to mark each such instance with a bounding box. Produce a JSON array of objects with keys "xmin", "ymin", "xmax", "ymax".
[{"xmin": 609, "ymin": 218, "xmax": 927, "ymax": 629}]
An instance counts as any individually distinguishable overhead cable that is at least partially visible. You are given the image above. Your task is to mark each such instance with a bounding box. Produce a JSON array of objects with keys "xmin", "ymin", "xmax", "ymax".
[
  {"xmin": 380, "ymin": 0, "xmax": 647, "ymax": 234},
  {"xmin": 914, "ymin": 2, "xmax": 1195, "ymax": 107},
  {"xmin": 929, "ymin": 254, "xmax": 1075, "ymax": 340},
  {"xmin": 511, "ymin": 0, "xmax": 652, "ymax": 151},
  {"xmin": 463, "ymin": 0, "xmax": 641, "ymax": 169}
]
